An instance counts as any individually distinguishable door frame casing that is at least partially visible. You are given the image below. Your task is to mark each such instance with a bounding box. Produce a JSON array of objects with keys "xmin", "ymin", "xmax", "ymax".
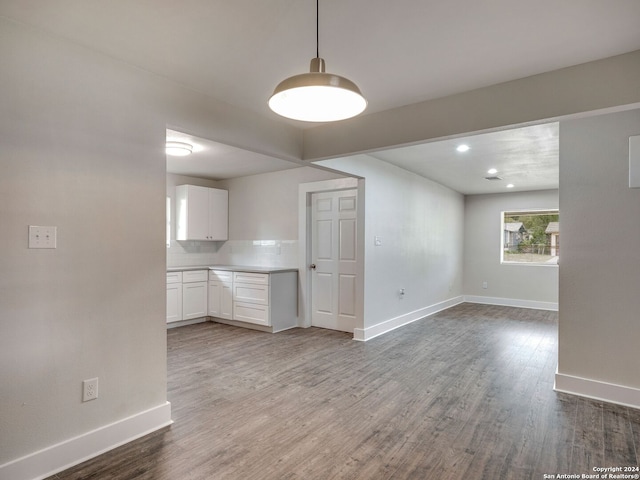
[{"xmin": 298, "ymin": 177, "xmax": 365, "ymax": 335}]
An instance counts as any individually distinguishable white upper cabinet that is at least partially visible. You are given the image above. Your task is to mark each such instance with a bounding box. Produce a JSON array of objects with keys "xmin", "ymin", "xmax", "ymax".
[{"xmin": 176, "ymin": 185, "xmax": 228, "ymax": 241}]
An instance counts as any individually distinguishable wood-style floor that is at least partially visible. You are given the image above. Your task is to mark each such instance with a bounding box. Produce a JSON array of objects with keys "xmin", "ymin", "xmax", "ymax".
[{"xmin": 49, "ymin": 304, "xmax": 640, "ymax": 479}]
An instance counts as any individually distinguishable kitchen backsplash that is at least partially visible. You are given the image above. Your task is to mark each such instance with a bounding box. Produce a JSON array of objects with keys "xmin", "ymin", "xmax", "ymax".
[
  {"xmin": 167, "ymin": 239, "xmax": 298, "ymax": 268},
  {"xmin": 166, "ymin": 239, "xmax": 220, "ymax": 267}
]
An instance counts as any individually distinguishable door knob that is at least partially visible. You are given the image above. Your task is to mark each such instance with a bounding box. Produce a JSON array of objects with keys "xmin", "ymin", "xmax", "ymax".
[{"xmin": 309, "ymin": 263, "xmax": 316, "ymax": 270}]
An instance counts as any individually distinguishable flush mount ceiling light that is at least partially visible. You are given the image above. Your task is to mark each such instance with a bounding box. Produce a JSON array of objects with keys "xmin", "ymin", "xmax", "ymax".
[
  {"xmin": 166, "ymin": 141, "xmax": 193, "ymax": 157},
  {"xmin": 456, "ymin": 144, "xmax": 470, "ymax": 153},
  {"xmin": 487, "ymin": 168, "xmax": 498, "ymax": 175},
  {"xmin": 268, "ymin": 0, "xmax": 367, "ymax": 122}
]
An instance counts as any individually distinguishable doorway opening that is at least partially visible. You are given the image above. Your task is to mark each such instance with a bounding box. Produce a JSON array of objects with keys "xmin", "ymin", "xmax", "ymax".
[{"xmin": 298, "ymin": 177, "xmax": 365, "ymax": 336}]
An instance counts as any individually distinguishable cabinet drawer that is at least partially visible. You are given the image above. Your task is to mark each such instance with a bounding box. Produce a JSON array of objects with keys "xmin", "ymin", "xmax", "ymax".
[
  {"xmin": 210, "ymin": 269, "xmax": 233, "ymax": 282},
  {"xmin": 166, "ymin": 271, "xmax": 183, "ymax": 284},
  {"xmin": 234, "ymin": 283, "xmax": 269, "ymax": 305},
  {"xmin": 234, "ymin": 301, "xmax": 269, "ymax": 326},
  {"xmin": 233, "ymin": 271, "xmax": 269, "ymax": 285},
  {"xmin": 182, "ymin": 270, "xmax": 208, "ymax": 283}
]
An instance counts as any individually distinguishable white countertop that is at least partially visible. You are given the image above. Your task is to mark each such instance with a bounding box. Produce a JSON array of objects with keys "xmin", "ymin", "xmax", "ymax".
[{"xmin": 167, "ymin": 265, "xmax": 298, "ymax": 274}]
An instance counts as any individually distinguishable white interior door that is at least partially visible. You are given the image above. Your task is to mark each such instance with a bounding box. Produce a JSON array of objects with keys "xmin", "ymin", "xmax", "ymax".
[{"xmin": 311, "ymin": 189, "xmax": 357, "ymax": 332}]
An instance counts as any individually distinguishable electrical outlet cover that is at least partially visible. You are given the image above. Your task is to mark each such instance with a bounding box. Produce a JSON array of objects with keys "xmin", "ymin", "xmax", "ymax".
[{"xmin": 82, "ymin": 378, "xmax": 99, "ymax": 402}]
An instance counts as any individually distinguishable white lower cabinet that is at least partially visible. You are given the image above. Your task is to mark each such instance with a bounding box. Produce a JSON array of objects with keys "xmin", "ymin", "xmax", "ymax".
[
  {"xmin": 169, "ymin": 268, "xmax": 297, "ymax": 332},
  {"xmin": 230, "ymin": 271, "xmax": 298, "ymax": 332},
  {"xmin": 166, "ymin": 272, "xmax": 183, "ymax": 324},
  {"xmin": 182, "ymin": 270, "xmax": 208, "ymax": 320}
]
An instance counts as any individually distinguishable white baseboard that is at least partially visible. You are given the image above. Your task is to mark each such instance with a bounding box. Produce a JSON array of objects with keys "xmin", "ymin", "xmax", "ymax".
[
  {"xmin": 353, "ymin": 296, "xmax": 464, "ymax": 341},
  {"xmin": 0, "ymin": 401, "xmax": 172, "ymax": 480},
  {"xmin": 352, "ymin": 295, "xmax": 557, "ymax": 342},
  {"xmin": 166, "ymin": 317, "xmax": 208, "ymax": 328},
  {"xmin": 463, "ymin": 295, "xmax": 558, "ymax": 311},
  {"xmin": 554, "ymin": 371, "xmax": 640, "ymax": 409}
]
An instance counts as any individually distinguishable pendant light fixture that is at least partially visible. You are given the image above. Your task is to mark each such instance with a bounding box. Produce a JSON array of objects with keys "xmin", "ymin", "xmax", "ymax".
[{"xmin": 268, "ymin": 0, "xmax": 367, "ymax": 122}]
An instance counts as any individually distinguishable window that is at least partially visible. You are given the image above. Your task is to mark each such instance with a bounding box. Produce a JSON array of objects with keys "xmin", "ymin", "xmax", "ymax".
[{"xmin": 501, "ymin": 210, "xmax": 559, "ymax": 265}]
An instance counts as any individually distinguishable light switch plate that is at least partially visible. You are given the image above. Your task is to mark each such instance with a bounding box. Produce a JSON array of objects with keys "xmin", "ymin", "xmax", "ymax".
[{"xmin": 28, "ymin": 226, "xmax": 57, "ymax": 249}]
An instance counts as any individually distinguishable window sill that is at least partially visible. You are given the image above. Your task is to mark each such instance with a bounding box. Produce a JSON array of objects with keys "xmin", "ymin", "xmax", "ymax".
[{"xmin": 500, "ymin": 261, "xmax": 559, "ymax": 267}]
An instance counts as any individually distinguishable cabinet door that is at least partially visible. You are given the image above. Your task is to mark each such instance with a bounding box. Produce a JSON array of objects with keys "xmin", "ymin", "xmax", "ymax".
[
  {"xmin": 208, "ymin": 281, "xmax": 233, "ymax": 319},
  {"xmin": 183, "ymin": 281, "xmax": 208, "ymax": 320},
  {"xmin": 208, "ymin": 188, "xmax": 228, "ymax": 241},
  {"xmin": 166, "ymin": 283, "xmax": 183, "ymax": 323},
  {"xmin": 208, "ymin": 281, "xmax": 222, "ymax": 317},
  {"xmin": 176, "ymin": 185, "xmax": 209, "ymax": 241},
  {"xmin": 187, "ymin": 186, "xmax": 210, "ymax": 240},
  {"xmin": 176, "ymin": 185, "xmax": 228, "ymax": 241},
  {"xmin": 220, "ymin": 282, "xmax": 233, "ymax": 319}
]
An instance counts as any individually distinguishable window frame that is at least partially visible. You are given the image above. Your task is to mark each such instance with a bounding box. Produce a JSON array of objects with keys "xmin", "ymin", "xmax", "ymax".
[{"xmin": 500, "ymin": 209, "xmax": 559, "ymax": 266}]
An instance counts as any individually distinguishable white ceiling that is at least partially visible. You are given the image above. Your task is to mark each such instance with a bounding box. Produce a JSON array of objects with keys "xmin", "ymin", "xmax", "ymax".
[
  {"xmin": 370, "ymin": 123, "xmax": 559, "ymax": 195},
  {"xmin": 4, "ymin": 1, "xmax": 637, "ymax": 191},
  {"xmin": 166, "ymin": 129, "xmax": 300, "ymax": 180},
  {"xmin": 167, "ymin": 123, "xmax": 559, "ymax": 193},
  {"xmin": 3, "ymin": 1, "xmax": 639, "ymax": 120}
]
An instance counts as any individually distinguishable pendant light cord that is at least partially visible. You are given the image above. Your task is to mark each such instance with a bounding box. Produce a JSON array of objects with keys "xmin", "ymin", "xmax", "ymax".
[{"xmin": 316, "ymin": 0, "xmax": 319, "ymax": 58}]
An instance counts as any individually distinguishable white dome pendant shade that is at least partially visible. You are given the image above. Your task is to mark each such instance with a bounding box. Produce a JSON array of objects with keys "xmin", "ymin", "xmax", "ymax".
[
  {"xmin": 268, "ymin": 0, "xmax": 366, "ymax": 122},
  {"xmin": 269, "ymin": 57, "xmax": 367, "ymax": 122}
]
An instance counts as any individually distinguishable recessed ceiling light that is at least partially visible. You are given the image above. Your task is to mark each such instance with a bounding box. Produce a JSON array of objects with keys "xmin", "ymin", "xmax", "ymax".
[
  {"xmin": 456, "ymin": 144, "xmax": 470, "ymax": 153},
  {"xmin": 487, "ymin": 168, "xmax": 498, "ymax": 175},
  {"xmin": 166, "ymin": 141, "xmax": 193, "ymax": 157},
  {"xmin": 506, "ymin": 184, "xmax": 515, "ymax": 189}
]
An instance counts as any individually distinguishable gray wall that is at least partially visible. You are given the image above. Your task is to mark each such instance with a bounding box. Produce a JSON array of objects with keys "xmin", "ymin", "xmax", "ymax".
[
  {"xmin": 0, "ymin": 16, "xmax": 300, "ymax": 470},
  {"xmin": 304, "ymin": 50, "xmax": 640, "ymax": 160},
  {"xmin": 559, "ymin": 108, "xmax": 640, "ymax": 390},
  {"xmin": 464, "ymin": 190, "xmax": 559, "ymax": 306},
  {"xmin": 317, "ymin": 155, "xmax": 465, "ymax": 331},
  {"xmin": 217, "ymin": 167, "xmax": 347, "ymax": 240}
]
